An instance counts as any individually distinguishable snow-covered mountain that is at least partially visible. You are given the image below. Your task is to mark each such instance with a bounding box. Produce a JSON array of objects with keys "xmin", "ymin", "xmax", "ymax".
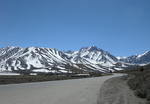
[
  {"xmin": 65, "ymin": 46, "xmax": 118, "ymax": 64},
  {"xmin": 118, "ymin": 51, "xmax": 150, "ymax": 65},
  {"xmin": 0, "ymin": 46, "xmax": 149, "ymax": 74},
  {"xmin": 64, "ymin": 46, "xmax": 120, "ymax": 72},
  {"xmin": 0, "ymin": 46, "xmax": 70, "ymax": 73}
]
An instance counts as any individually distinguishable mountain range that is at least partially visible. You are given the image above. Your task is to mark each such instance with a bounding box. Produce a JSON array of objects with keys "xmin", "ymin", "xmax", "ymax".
[{"xmin": 0, "ymin": 46, "xmax": 150, "ymax": 74}]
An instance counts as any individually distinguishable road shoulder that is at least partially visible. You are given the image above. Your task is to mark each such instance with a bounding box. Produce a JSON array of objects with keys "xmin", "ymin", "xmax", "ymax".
[{"xmin": 97, "ymin": 76, "xmax": 146, "ymax": 104}]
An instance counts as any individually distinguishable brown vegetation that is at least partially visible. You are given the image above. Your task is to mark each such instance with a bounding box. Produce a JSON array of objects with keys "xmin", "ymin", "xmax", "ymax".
[{"xmin": 127, "ymin": 64, "xmax": 150, "ymax": 103}]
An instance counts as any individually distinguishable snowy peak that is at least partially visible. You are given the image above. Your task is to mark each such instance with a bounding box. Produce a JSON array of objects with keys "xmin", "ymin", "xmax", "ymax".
[
  {"xmin": 137, "ymin": 51, "xmax": 150, "ymax": 58},
  {"xmin": 118, "ymin": 51, "xmax": 150, "ymax": 64},
  {"xmin": 63, "ymin": 46, "xmax": 118, "ymax": 71},
  {"xmin": 78, "ymin": 46, "xmax": 117, "ymax": 63},
  {"xmin": 79, "ymin": 46, "xmax": 101, "ymax": 52}
]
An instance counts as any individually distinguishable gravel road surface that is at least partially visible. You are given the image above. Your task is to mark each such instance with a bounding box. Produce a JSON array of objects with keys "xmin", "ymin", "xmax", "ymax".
[{"xmin": 0, "ymin": 74, "xmax": 123, "ymax": 104}]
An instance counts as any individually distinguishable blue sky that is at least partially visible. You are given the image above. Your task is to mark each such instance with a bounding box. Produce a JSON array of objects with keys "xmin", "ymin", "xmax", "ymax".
[{"xmin": 0, "ymin": 0, "xmax": 150, "ymax": 56}]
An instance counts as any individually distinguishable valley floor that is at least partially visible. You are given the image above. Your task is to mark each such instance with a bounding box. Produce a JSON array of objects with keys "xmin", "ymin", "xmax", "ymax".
[{"xmin": 98, "ymin": 76, "xmax": 146, "ymax": 104}]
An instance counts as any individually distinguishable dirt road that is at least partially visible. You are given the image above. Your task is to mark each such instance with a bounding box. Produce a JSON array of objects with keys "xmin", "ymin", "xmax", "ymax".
[{"xmin": 0, "ymin": 74, "xmax": 123, "ymax": 104}]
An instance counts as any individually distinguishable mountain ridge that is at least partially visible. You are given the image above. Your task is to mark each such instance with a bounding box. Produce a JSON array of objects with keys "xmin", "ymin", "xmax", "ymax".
[{"xmin": 0, "ymin": 46, "xmax": 149, "ymax": 74}]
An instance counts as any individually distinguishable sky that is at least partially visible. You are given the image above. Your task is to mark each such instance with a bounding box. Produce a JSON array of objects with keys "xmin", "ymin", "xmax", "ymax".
[{"xmin": 0, "ymin": 0, "xmax": 150, "ymax": 56}]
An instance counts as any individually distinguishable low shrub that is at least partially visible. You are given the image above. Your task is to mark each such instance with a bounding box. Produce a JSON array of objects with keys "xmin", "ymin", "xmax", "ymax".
[{"xmin": 127, "ymin": 64, "xmax": 150, "ymax": 102}]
